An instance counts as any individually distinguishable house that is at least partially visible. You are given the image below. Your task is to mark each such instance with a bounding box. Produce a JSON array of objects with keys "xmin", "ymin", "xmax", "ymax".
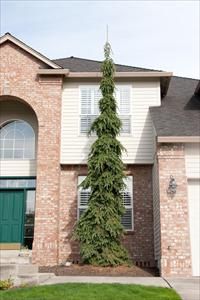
[{"xmin": 0, "ymin": 33, "xmax": 199, "ymax": 277}]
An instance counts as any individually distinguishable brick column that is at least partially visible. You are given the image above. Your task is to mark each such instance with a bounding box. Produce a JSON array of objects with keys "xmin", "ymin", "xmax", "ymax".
[
  {"xmin": 31, "ymin": 76, "xmax": 62, "ymax": 266},
  {"xmin": 157, "ymin": 143, "xmax": 192, "ymax": 276}
]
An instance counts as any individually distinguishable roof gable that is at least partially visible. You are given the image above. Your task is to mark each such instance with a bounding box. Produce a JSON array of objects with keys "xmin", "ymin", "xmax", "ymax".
[{"xmin": 0, "ymin": 33, "xmax": 61, "ymax": 69}]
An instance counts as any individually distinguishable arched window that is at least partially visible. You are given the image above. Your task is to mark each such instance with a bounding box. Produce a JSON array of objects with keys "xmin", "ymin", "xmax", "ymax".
[{"xmin": 0, "ymin": 120, "xmax": 35, "ymax": 160}]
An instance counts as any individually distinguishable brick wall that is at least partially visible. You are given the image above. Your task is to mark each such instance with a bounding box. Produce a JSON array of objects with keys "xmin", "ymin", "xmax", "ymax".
[
  {"xmin": 157, "ymin": 143, "xmax": 192, "ymax": 276},
  {"xmin": 0, "ymin": 41, "xmax": 62, "ymax": 265},
  {"xmin": 58, "ymin": 165, "xmax": 155, "ymax": 267},
  {"xmin": 0, "ymin": 40, "xmax": 155, "ymax": 268}
]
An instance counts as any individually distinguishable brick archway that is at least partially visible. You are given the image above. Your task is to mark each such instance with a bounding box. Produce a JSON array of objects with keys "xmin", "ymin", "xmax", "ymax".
[{"xmin": 0, "ymin": 41, "xmax": 63, "ymax": 265}]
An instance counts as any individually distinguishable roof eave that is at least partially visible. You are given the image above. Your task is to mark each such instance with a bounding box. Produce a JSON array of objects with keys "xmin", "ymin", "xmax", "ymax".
[
  {"xmin": 37, "ymin": 70, "xmax": 172, "ymax": 77},
  {"xmin": 0, "ymin": 33, "xmax": 61, "ymax": 69},
  {"xmin": 65, "ymin": 71, "xmax": 173, "ymax": 78}
]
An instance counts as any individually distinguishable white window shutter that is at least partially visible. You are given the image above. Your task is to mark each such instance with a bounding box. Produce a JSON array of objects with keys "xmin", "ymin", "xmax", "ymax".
[
  {"xmin": 119, "ymin": 87, "xmax": 130, "ymax": 114},
  {"xmin": 78, "ymin": 175, "xmax": 133, "ymax": 230},
  {"xmin": 81, "ymin": 88, "xmax": 92, "ymax": 114},
  {"xmin": 93, "ymin": 89, "xmax": 101, "ymax": 115},
  {"xmin": 121, "ymin": 176, "xmax": 133, "ymax": 230},
  {"xmin": 80, "ymin": 87, "xmax": 101, "ymax": 133},
  {"xmin": 78, "ymin": 176, "xmax": 90, "ymax": 217},
  {"xmin": 116, "ymin": 86, "xmax": 131, "ymax": 134},
  {"xmin": 121, "ymin": 208, "xmax": 133, "ymax": 230},
  {"xmin": 120, "ymin": 116, "xmax": 131, "ymax": 134},
  {"xmin": 80, "ymin": 115, "xmax": 97, "ymax": 134}
]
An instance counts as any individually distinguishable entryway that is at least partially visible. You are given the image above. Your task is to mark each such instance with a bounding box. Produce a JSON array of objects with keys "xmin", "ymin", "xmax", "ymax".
[
  {"xmin": 188, "ymin": 179, "xmax": 200, "ymax": 276},
  {"xmin": 0, "ymin": 190, "xmax": 24, "ymax": 248},
  {"xmin": 0, "ymin": 178, "xmax": 36, "ymax": 250}
]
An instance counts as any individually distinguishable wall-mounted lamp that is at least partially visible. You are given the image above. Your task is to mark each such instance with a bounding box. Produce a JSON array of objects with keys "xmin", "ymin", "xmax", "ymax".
[{"xmin": 167, "ymin": 175, "xmax": 177, "ymax": 195}]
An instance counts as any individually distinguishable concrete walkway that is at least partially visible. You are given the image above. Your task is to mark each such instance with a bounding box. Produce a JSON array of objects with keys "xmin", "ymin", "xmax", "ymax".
[
  {"xmin": 165, "ymin": 278, "xmax": 200, "ymax": 300},
  {"xmin": 40, "ymin": 276, "xmax": 169, "ymax": 287}
]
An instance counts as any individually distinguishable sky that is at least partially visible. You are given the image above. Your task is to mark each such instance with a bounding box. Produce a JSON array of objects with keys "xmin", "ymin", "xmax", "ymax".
[{"xmin": 0, "ymin": 0, "xmax": 199, "ymax": 79}]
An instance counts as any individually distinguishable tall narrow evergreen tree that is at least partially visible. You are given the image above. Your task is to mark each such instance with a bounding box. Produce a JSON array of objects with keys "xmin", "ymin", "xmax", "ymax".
[{"xmin": 74, "ymin": 42, "xmax": 129, "ymax": 266}]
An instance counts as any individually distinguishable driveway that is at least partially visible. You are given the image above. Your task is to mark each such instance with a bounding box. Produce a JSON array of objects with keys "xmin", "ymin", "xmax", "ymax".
[{"xmin": 165, "ymin": 278, "xmax": 200, "ymax": 300}]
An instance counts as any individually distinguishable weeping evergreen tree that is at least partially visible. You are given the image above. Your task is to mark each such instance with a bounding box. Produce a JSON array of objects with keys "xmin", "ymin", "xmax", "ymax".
[{"xmin": 74, "ymin": 42, "xmax": 129, "ymax": 266}]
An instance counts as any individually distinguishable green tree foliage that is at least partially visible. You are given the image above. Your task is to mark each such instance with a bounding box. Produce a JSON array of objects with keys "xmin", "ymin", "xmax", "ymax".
[{"xmin": 74, "ymin": 42, "xmax": 129, "ymax": 266}]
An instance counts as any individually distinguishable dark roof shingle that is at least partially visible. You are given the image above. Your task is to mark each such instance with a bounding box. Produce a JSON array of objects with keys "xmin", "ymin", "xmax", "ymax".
[
  {"xmin": 150, "ymin": 77, "xmax": 200, "ymax": 137},
  {"xmin": 52, "ymin": 56, "xmax": 162, "ymax": 72}
]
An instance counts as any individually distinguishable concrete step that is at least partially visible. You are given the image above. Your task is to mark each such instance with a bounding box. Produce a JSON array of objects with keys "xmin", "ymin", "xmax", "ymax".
[
  {"xmin": 17, "ymin": 264, "xmax": 39, "ymax": 275},
  {"xmin": 0, "ymin": 264, "xmax": 17, "ymax": 280},
  {"xmin": 0, "ymin": 257, "xmax": 32, "ymax": 264},
  {"xmin": 0, "ymin": 251, "xmax": 55, "ymax": 286},
  {"xmin": 17, "ymin": 272, "xmax": 55, "ymax": 285},
  {"xmin": 0, "ymin": 250, "xmax": 31, "ymax": 264},
  {"xmin": 16, "ymin": 273, "xmax": 39, "ymax": 285},
  {"xmin": 0, "ymin": 263, "xmax": 38, "ymax": 281},
  {"xmin": 38, "ymin": 273, "xmax": 55, "ymax": 284}
]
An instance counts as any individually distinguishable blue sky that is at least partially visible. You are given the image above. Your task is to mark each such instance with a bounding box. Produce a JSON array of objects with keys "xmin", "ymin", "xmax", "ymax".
[{"xmin": 1, "ymin": 0, "xmax": 199, "ymax": 78}]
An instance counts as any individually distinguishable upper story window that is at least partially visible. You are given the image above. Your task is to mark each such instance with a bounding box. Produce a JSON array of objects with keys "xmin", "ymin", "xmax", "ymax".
[
  {"xmin": 80, "ymin": 86, "xmax": 131, "ymax": 134},
  {"xmin": 78, "ymin": 175, "xmax": 133, "ymax": 231},
  {"xmin": 0, "ymin": 120, "xmax": 35, "ymax": 160}
]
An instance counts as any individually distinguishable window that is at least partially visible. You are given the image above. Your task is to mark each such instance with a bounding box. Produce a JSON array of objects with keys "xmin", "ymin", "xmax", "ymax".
[
  {"xmin": 24, "ymin": 190, "xmax": 36, "ymax": 249},
  {"xmin": 78, "ymin": 176, "xmax": 133, "ymax": 230},
  {"xmin": 0, "ymin": 178, "xmax": 36, "ymax": 188},
  {"xmin": 80, "ymin": 86, "xmax": 131, "ymax": 134},
  {"xmin": 80, "ymin": 87, "xmax": 101, "ymax": 134},
  {"xmin": 115, "ymin": 86, "xmax": 131, "ymax": 134},
  {"xmin": 0, "ymin": 120, "xmax": 35, "ymax": 160}
]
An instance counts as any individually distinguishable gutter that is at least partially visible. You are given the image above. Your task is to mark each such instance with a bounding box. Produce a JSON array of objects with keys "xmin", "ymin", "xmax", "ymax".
[{"xmin": 37, "ymin": 70, "xmax": 172, "ymax": 78}]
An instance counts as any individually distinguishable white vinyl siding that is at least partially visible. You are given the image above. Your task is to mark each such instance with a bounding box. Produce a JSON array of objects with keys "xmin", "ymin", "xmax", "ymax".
[
  {"xmin": 0, "ymin": 160, "xmax": 36, "ymax": 176},
  {"xmin": 78, "ymin": 176, "xmax": 133, "ymax": 231},
  {"xmin": 61, "ymin": 80, "xmax": 161, "ymax": 164},
  {"xmin": 185, "ymin": 143, "xmax": 200, "ymax": 178},
  {"xmin": 80, "ymin": 85, "xmax": 131, "ymax": 134}
]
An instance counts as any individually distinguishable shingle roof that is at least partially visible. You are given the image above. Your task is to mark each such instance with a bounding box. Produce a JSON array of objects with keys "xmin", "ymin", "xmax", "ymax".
[
  {"xmin": 150, "ymin": 76, "xmax": 200, "ymax": 137},
  {"xmin": 53, "ymin": 56, "xmax": 162, "ymax": 72}
]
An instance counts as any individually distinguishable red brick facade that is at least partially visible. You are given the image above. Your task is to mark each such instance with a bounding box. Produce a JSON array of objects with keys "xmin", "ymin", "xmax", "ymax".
[
  {"xmin": 59, "ymin": 165, "xmax": 155, "ymax": 267},
  {"xmin": 0, "ymin": 38, "xmax": 194, "ymax": 276},
  {"xmin": 157, "ymin": 143, "xmax": 192, "ymax": 276},
  {"xmin": 0, "ymin": 41, "xmax": 62, "ymax": 265}
]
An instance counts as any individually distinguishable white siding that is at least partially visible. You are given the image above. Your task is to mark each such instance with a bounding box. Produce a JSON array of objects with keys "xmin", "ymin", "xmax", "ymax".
[
  {"xmin": 61, "ymin": 80, "xmax": 161, "ymax": 164},
  {"xmin": 0, "ymin": 160, "xmax": 36, "ymax": 176},
  {"xmin": 185, "ymin": 143, "xmax": 200, "ymax": 178}
]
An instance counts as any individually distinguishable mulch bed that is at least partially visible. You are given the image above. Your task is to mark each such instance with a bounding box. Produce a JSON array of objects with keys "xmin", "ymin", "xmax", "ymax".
[{"xmin": 39, "ymin": 264, "xmax": 159, "ymax": 277}]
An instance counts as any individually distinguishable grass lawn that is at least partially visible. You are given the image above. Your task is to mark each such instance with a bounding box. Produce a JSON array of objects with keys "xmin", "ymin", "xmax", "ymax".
[{"xmin": 0, "ymin": 283, "xmax": 181, "ymax": 300}]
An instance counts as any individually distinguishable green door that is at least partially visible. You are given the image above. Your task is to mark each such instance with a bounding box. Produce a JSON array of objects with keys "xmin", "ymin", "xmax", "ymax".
[{"xmin": 0, "ymin": 190, "xmax": 24, "ymax": 243}]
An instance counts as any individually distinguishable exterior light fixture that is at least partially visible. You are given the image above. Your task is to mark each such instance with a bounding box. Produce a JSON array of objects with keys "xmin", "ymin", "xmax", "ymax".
[{"xmin": 167, "ymin": 175, "xmax": 177, "ymax": 195}]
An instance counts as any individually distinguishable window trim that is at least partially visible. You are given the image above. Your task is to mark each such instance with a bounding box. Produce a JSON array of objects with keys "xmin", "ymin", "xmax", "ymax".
[
  {"xmin": 79, "ymin": 85, "xmax": 132, "ymax": 136},
  {"xmin": 0, "ymin": 176, "xmax": 36, "ymax": 190},
  {"xmin": 0, "ymin": 119, "xmax": 36, "ymax": 160},
  {"xmin": 77, "ymin": 175, "xmax": 134, "ymax": 231}
]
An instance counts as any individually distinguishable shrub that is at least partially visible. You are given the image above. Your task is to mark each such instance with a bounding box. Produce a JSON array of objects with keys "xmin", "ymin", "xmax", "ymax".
[{"xmin": 0, "ymin": 278, "xmax": 14, "ymax": 290}]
